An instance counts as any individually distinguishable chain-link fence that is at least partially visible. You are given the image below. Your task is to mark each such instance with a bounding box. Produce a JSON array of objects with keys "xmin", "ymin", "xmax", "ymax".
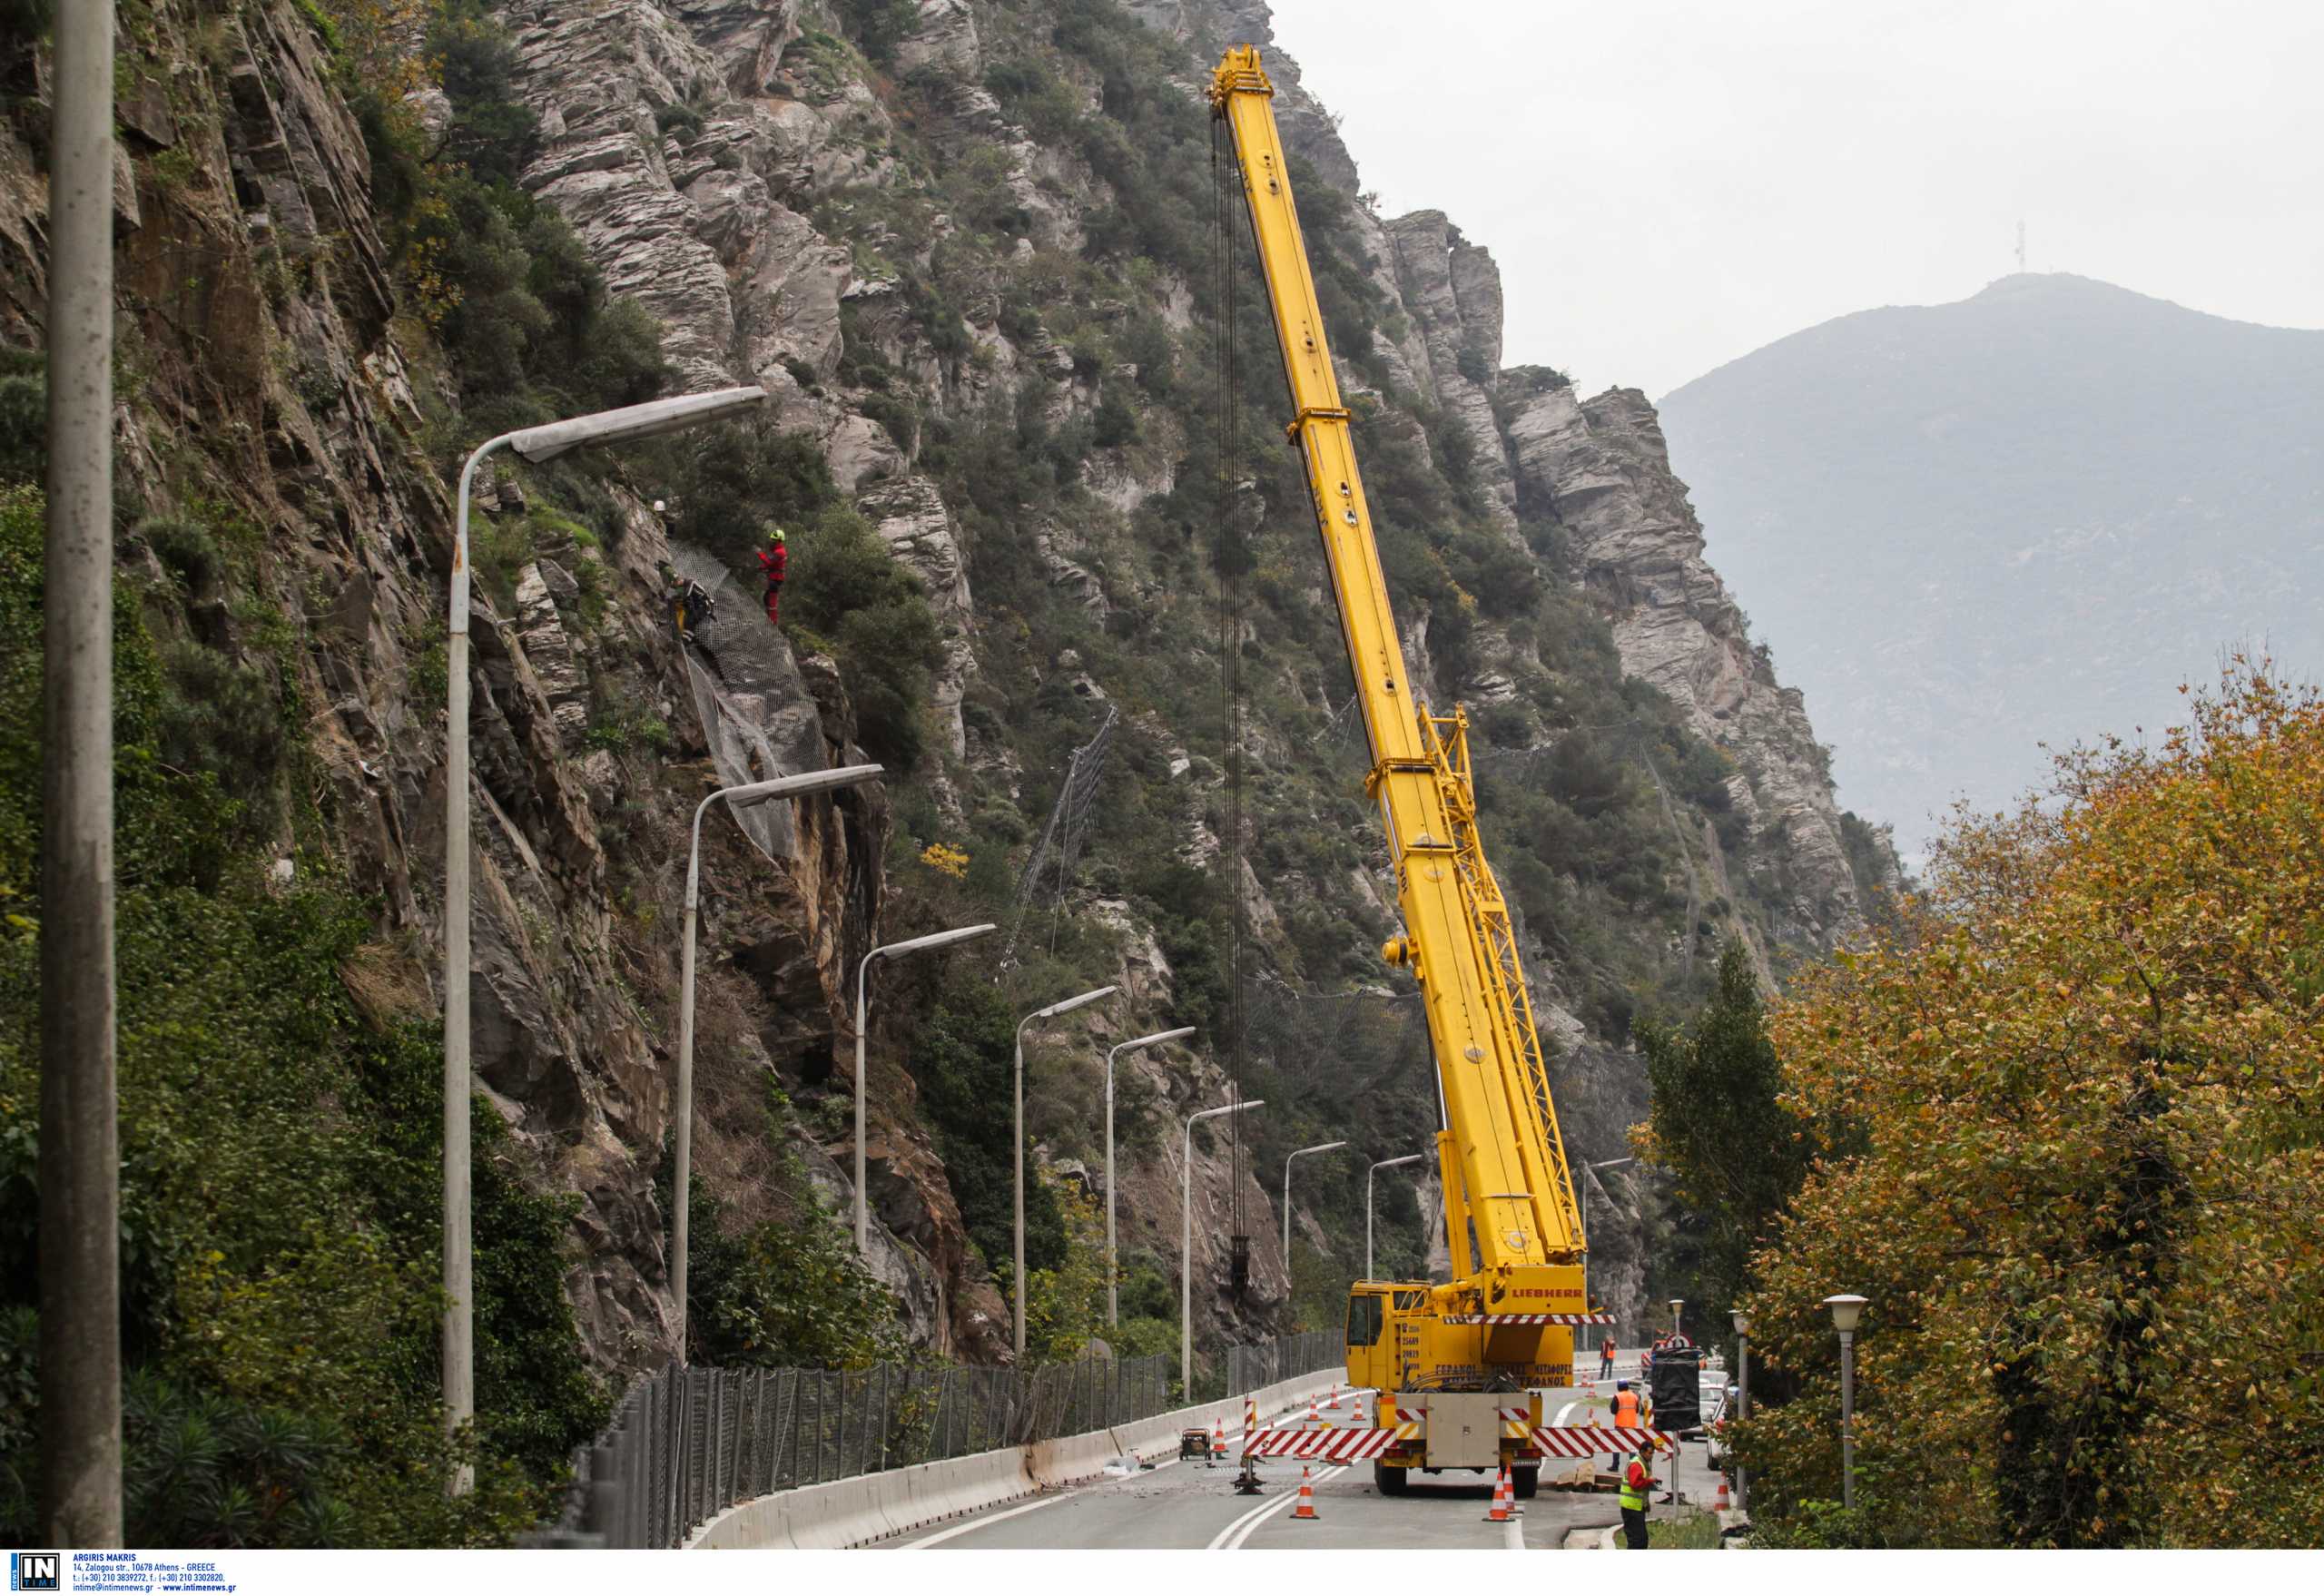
[
  {"xmin": 1225, "ymin": 1330, "xmax": 1341, "ymax": 1398},
  {"xmin": 535, "ymin": 1355, "xmax": 1169, "ymax": 1549}
]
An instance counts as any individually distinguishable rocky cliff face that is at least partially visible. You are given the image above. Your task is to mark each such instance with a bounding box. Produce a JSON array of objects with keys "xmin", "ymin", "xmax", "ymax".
[
  {"xmin": 474, "ymin": 0, "xmax": 1896, "ymax": 1348},
  {"xmin": 5, "ymin": 0, "xmax": 1896, "ymax": 1412},
  {"xmin": 1507, "ymin": 385, "xmax": 1869, "ymax": 952}
]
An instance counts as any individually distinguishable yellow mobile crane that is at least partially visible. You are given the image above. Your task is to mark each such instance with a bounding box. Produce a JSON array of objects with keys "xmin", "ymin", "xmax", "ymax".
[{"xmin": 1210, "ymin": 47, "xmax": 1605, "ymax": 1498}]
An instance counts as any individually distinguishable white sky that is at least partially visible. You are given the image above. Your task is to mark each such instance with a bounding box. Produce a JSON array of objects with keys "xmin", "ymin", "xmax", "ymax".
[{"xmin": 1264, "ymin": 0, "xmax": 2324, "ymax": 398}]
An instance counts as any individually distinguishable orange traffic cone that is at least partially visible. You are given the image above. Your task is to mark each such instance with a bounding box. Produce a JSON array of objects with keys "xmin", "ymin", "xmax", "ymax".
[
  {"xmin": 1350, "ymin": 1395, "xmax": 1365, "ymax": 1424},
  {"xmin": 1308, "ymin": 1393, "xmax": 1321, "ymax": 1423},
  {"xmin": 1326, "ymin": 1383, "xmax": 1341, "ymax": 1408},
  {"xmin": 1483, "ymin": 1464, "xmax": 1512, "ymax": 1522},
  {"xmin": 1715, "ymin": 1475, "xmax": 1731, "ymax": 1512},
  {"xmin": 1293, "ymin": 1466, "xmax": 1319, "ymax": 1520},
  {"xmin": 1212, "ymin": 1417, "xmax": 1226, "ymax": 1459}
]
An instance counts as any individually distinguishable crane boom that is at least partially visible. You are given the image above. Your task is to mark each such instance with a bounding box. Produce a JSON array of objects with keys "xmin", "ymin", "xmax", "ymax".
[{"xmin": 1211, "ymin": 49, "xmax": 1600, "ymax": 1466}]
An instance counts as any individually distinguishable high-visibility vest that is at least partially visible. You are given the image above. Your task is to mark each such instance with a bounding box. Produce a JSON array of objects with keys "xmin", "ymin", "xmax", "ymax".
[
  {"xmin": 1619, "ymin": 1461, "xmax": 1651, "ymax": 1511},
  {"xmin": 1614, "ymin": 1389, "xmax": 1640, "ymax": 1427}
]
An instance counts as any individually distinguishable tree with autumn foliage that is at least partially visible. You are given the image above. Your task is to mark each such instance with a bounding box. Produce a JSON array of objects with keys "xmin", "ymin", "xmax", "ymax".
[{"xmin": 1736, "ymin": 664, "xmax": 2324, "ymax": 1548}]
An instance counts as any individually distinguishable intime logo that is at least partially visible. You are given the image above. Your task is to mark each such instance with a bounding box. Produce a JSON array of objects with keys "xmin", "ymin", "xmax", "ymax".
[{"xmin": 9, "ymin": 1552, "xmax": 61, "ymax": 1592}]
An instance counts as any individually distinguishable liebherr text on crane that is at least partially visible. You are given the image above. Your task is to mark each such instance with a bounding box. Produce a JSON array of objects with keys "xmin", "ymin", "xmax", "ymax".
[{"xmin": 1209, "ymin": 46, "xmax": 1610, "ymax": 1500}]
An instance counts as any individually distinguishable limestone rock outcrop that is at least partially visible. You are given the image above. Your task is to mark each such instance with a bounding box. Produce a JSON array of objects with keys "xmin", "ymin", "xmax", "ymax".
[{"xmin": 1509, "ymin": 384, "xmax": 1866, "ymax": 945}]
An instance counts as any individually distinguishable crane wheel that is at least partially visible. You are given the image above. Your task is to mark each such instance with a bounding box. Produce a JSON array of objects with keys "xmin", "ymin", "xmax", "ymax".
[
  {"xmin": 1512, "ymin": 1464, "xmax": 1540, "ymax": 1500},
  {"xmin": 1374, "ymin": 1459, "xmax": 1409, "ymax": 1496}
]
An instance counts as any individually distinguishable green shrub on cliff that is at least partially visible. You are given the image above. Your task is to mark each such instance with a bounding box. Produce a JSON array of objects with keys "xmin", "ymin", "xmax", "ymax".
[{"xmin": 0, "ymin": 488, "xmax": 604, "ymax": 1544}]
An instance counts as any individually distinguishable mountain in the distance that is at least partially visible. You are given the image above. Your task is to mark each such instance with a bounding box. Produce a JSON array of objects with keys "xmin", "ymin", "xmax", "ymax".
[{"xmin": 1657, "ymin": 272, "xmax": 2324, "ymax": 860}]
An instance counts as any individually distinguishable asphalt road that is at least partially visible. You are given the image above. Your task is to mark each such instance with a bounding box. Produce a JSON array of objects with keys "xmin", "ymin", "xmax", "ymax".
[{"xmin": 881, "ymin": 1351, "xmax": 1725, "ymax": 1551}]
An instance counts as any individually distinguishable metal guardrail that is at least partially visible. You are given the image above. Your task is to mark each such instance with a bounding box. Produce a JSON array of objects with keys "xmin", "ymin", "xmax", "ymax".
[
  {"xmin": 1225, "ymin": 1330, "xmax": 1341, "ymax": 1398},
  {"xmin": 535, "ymin": 1355, "xmax": 1170, "ymax": 1549}
]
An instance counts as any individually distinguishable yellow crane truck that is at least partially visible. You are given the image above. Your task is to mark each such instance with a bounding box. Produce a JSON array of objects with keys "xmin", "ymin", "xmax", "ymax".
[{"xmin": 1210, "ymin": 46, "xmax": 1606, "ymax": 1499}]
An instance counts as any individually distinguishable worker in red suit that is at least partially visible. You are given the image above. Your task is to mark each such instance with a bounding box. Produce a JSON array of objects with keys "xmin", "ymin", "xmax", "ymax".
[{"xmin": 757, "ymin": 526, "xmax": 787, "ymax": 626}]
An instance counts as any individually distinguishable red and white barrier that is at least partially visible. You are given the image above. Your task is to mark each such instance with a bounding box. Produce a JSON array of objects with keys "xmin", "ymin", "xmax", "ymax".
[
  {"xmin": 1528, "ymin": 1424, "xmax": 1676, "ymax": 1459},
  {"xmin": 1245, "ymin": 1427, "xmax": 1400, "ymax": 1462}
]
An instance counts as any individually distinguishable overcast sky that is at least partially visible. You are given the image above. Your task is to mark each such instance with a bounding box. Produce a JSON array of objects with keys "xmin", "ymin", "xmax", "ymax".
[{"xmin": 1265, "ymin": 0, "xmax": 2324, "ymax": 399}]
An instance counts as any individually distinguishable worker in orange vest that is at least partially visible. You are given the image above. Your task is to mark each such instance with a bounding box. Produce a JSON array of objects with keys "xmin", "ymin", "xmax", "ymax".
[{"xmin": 1608, "ymin": 1378, "xmax": 1640, "ymax": 1470}]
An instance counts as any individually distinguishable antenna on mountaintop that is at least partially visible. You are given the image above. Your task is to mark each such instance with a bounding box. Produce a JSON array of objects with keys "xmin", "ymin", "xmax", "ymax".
[{"xmin": 2015, "ymin": 220, "xmax": 2026, "ymax": 275}]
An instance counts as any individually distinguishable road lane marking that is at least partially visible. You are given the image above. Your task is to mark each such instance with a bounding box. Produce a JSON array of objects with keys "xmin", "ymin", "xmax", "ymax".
[
  {"xmin": 1504, "ymin": 1513, "xmax": 1524, "ymax": 1552},
  {"xmin": 1207, "ymin": 1465, "xmax": 1347, "ymax": 1550},
  {"xmin": 905, "ymin": 1488, "xmax": 1082, "ymax": 1549}
]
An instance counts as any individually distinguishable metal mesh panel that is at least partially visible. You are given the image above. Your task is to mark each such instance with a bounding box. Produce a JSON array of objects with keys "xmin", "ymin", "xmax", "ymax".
[{"xmin": 548, "ymin": 1353, "xmax": 1178, "ymax": 1548}]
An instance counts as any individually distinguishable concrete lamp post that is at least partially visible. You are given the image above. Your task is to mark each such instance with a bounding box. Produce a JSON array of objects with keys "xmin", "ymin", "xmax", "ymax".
[
  {"xmin": 855, "ymin": 924, "xmax": 997, "ymax": 1254},
  {"xmin": 1183, "ymin": 1100, "xmax": 1264, "ymax": 1396},
  {"xmin": 1730, "ymin": 1306, "xmax": 1751, "ymax": 1514},
  {"xmin": 444, "ymin": 385, "xmax": 764, "ymax": 1488},
  {"xmin": 1823, "ymin": 1293, "xmax": 1869, "ymax": 1510},
  {"xmin": 1013, "ymin": 985, "xmax": 1119, "ymax": 1361},
  {"xmin": 1280, "ymin": 1141, "xmax": 1348, "ymax": 1276},
  {"xmin": 1104, "ymin": 1027, "xmax": 1196, "ymax": 1327},
  {"xmin": 1364, "ymin": 1153, "xmax": 1426, "ymax": 1280},
  {"xmin": 674, "ymin": 765, "xmax": 884, "ymax": 1363},
  {"xmin": 1579, "ymin": 1156, "xmax": 1634, "ymax": 1249}
]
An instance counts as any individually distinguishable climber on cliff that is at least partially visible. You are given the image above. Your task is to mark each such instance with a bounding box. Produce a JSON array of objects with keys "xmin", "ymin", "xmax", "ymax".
[
  {"xmin": 756, "ymin": 525, "xmax": 787, "ymax": 628},
  {"xmin": 660, "ymin": 562, "xmax": 711, "ymax": 655}
]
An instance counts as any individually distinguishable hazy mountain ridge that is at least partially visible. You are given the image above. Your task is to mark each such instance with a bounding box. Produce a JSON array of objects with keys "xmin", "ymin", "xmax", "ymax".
[{"xmin": 1659, "ymin": 271, "xmax": 2324, "ymax": 854}]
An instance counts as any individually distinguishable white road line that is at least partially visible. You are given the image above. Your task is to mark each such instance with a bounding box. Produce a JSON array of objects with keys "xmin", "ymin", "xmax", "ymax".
[
  {"xmin": 905, "ymin": 1487, "xmax": 1084, "ymax": 1549},
  {"xmin": 1503, "ymin": 1513, "xmax": 1525, "ymax": 1552},
  {"xmin": 1208, "ymin": 1465, "xmax": 1347, "ymax": 1551},
  {"xmin": 1553, "ymin": 1401, "xmax": 1578, "ymax": 1425}
]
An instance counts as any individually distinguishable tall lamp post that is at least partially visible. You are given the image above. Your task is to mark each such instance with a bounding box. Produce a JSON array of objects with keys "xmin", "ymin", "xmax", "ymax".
[
  {"xmin": 1104, "ymin": 1027, "xmax": 1196, "ymax": 1326},
  {"xmin": 1670, "ymin": 1297, "xmax": 1684, "ymax": 1339},
  {"xmin": 1364, "ymin": 1153, "xmax": 1426, "ymax": 1280},
  {"xmin": 1184, "ymin": 1100, "xmax": 1264, "ymax": 1394},
  {"xmin": 1013, "ymin": 985, "xmax": 1119, "ymax": 1360},
  {"xmin": 854, "ymin": 924, "xmax": 996, "ymax": 1253},
  {"xmin": 1579, "ymin": 1156, "xmax": 1634, "ymax": 1247},
  {"xmin": 1280, "ymin": 1141, "xmax": 1348, "ymax": 1275},
  {"xmin": 444, "ymin": 385, "xmax": 764, "ymax": 1485},
  {"xmin": 1730, "ymin": 1307, "xmax": 1751, "ymax": 1514},
  {"xmin": 674, "ymin": 766, "xmax": 884, "ymax": 1361},
  {"xmin": 1823, "ymin": 1293, "xmax": 1868, "ymax": 1510}
]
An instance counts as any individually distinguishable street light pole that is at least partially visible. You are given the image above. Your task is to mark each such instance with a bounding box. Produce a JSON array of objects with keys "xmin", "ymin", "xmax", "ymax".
[
  {"xmin": 1670, "ymin": 1298, "xmax": 1684, "ymax": 1339},
  {"xmin": 39, "ymin": 0, "xmax": 120, "ymax": 1548},
  {"xmin": 854, "ymin": 924, "xmax": 996, "ymax": 1253},
  {"xmin": 675, "ymin": 766, "xmax": 883, "ymax": 1361},
  {"xmin": 1184, "ymin": 1100, "xmax": 1264, "ymax": 1395},
  {"xmin": 1103, "ymin": 1028, "xmax": 1194, "ymax": 1327},
  {"xmin": 1013, "ymin": 985, "xmax": 1118, "ymax": 1361},
  {"xmin": 1823, "ymin": 1293, "xmax": 1868, "ymax": 1511},
  {"xmin": 1364, "ymin": 1153, "xmax": 1426, "ymax": 1280},
  {"xmin": 1730, "ymin": 1307, "xmax": 1751, "ymax": 1515},
  {"xmin": 1579, "ymin": 1156, "xmax": 1634, "ymax": 1248},
  {"xmin": 1278, "ymin": 1141, "xmax": 1347, "ymax": 1279},
  {"xmin": 443, "ymin": 386, "xmax": 763, "ymax": 1484}
]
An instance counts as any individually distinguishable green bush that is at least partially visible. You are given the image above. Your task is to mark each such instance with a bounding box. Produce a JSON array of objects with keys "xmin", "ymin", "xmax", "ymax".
[
  {"xmin": 652, "ymin": 420, "xmax": 837, "ymax": 569},
  {"xmin": 787, "ymin": 507, "xmax": 940, "ymax": 771},
  {"xmin": 0, "ymin": 371, "xmax": 41, "ymax": 484},
  {"xmin": 0, "ymin": 487, "xmax": 603, "ymax": 1545}
]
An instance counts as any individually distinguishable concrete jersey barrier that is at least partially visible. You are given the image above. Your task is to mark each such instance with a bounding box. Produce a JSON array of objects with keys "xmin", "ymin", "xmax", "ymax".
[{"xmin": 689, "ymin": 1367, "xmax": 1348, "ymax": 1550}]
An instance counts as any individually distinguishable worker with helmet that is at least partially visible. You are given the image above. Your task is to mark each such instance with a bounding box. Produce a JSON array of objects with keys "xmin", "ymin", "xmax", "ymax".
[
  {"xmin": 1609, "ymin": 1377, "xmax": 1641, "ymax": 1470},
  {"xmin": 757, "ymin": 525, "xmax": 787, "ymax": 626}
]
